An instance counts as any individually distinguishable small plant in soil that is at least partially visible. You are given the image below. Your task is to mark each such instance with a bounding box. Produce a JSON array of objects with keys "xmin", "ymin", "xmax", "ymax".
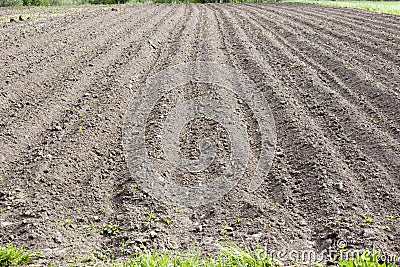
[
  {"xmin": 116, "ymin": 186, "xmax": 126, "ymax": 196},
  {"xmin": 161, "ymin": 217, "xmax": 172, "ymax": 225},
  {"xmin": 0, "ymin": 207, "xmax": 8, "ymax": 214},
  {"xmin": 361, "ymin": 215, "xmax": 373, "ymax": 223},
  {"xmin": 145, "ymin": 212, "xmax": 160, "ymax": 222},
  {"xmin": 101, "ymin": 223, "xmax": 123, "ymax": 236},
  {"xmin": 56, "ymin": 219, "xmax": 72, "ymax": 227},
  {"xmin": 92, "ymin": 208, "xmax": 107, "ymax": 215},
  {"xmin": 0, "ymin": 244, "xmax": 39, "ymax": 267}
]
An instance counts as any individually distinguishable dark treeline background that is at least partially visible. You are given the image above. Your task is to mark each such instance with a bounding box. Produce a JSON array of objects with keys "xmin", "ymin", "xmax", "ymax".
[
  {"xmin": 0, "ymin": 0, "xmax": 393, "ymax": 9},
  {"xmin": 1, "ymin": 0, "xmax": 130, "ymax": 6},
  {"xmin": 152, "ymin": 0, "xmax": 266, "ymax": 3},
  {"xmin": 1, "ymin": 0, "xmax": 272, "ymax": 6}
]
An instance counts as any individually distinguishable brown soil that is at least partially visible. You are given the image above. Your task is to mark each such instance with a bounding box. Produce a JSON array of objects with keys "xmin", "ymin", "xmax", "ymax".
[{"xmin": 0, "ymin": 3, "xmax": 399, "ymax": 265}]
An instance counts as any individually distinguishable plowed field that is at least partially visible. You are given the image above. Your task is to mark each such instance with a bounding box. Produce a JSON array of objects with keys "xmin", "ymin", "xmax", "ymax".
[{"xmin": 1, "ymin": 3, "xmax": 399, "ymax": 264}]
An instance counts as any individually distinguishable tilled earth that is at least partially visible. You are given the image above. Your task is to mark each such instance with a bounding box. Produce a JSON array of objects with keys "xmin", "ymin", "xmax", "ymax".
[{"xmin": 0, "ymin": 3, "xmax": 399, "ymax": 265}]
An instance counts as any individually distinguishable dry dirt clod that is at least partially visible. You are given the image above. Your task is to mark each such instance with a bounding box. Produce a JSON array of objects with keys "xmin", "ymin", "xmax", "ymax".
[
  {"xmin": 193, "ymin": 223, "xmax": 203, "ymax": 233},
  {"xmin": 148, "ymin": 40, "xmax": 157, "ymax": 49},
  {"xmin": 149, "ymin": 230, "xmax": 157, "ymax": 239},
  {"xmin": 52, "ymin": 237, "xmax": 62, "ymax": 244},
  {"xmin": 53, "ymin": 125, "xmax": 62, "ymax": 131}
]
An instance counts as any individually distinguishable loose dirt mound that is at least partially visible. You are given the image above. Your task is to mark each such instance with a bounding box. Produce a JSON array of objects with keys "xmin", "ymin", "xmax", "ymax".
[{"xmin": 0, "ymin": 3, "xmax": 399, "ymax": 264}]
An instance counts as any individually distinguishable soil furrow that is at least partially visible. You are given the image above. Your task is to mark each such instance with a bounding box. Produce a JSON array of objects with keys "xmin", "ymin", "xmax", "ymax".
[
  {"xmin": 0, "ymin": 5, "xmax": 157, "ymax": 110},
  {"xmin": 245, "ymin": 4, "xmax": 400, "ymax": 84},
  {"xmin": 282, "ymin": 3, "xmax": 400, "ymax": 38},
  {"xmin": 200, "ymin": 4, "xmax": 229, "ymax": 63},
  {"xmin": 0, "ymin": 4, "xmax": 186, "ymax": 256},
  {"xmin": 0, "ymin": 5, "xmax": 178, "ymax": 174},
  {"xmin": 252, "ymin": 4, "xmax": 400, "ymax": 96},
  {"xmin": 291, "ymin": 5, "xmax": 400, "ymax": 46},
  {"xmin": 0, "ymin": 6, "xmax": 152, "ymax": 76},
  {"xmin": 0, "ymin": 5, "xmax": 163, "ymax": 110},
  {"xmin": 213, "ymin": 4, "xmax": 400, "ymax": 250},
  {"xmin": 0, "ymin": 6, "xmax": 119, "ymax": 52},
  {"xmin": 303, "ymin": 3, "xmax": 400, "ymax": 27},
  {"xmin": 211, "ymin": 3, "xmax": 327, "ymax": 251},
  {"xmin": 236, "ymin": 4, "xmax": 400, "ymax": 135},
  {"xmin": 227, "ymin": 4, "xmax": 399, "ymax": 170},
  {"xmin": 254, "ymin": 4, "xmax": 400, "ymax": 64},
  {"xmin": 225, "ymin": 5, "xmax": 400, "ymax": 193}
]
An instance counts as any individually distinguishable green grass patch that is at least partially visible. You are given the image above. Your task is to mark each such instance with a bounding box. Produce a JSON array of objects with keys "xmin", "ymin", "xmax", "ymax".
[
  {"xmin": 120, "ymin": 246, "xmax": 400, "ymax": 267},
  {"xmin": 338, "ymin": 248, "xmax": 397, "ymax": 267},
  {"xmin": 0, "ymin": 244, "xmax": 39, "ymax": 267},
  {"xmin": 1, "ymin": 242, "xmax": 398, "ymax": 267},
  {"xmin": 151, "ymin": 0, "xmax": 271, "ymax": 3},
  {"xmin": 281, "ymin": 0, "xmax": 400, "ymax": 15},
  {"xmin": 121, "ymin": 243, "xmax": 275, "ymax": 267}
]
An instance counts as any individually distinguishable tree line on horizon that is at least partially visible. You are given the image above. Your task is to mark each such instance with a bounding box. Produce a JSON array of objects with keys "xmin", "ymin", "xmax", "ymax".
[
  {"xmin": 1, "ymin": 0, "xmax": 269, "ymax": 6},
  {"xmin": 1, "ymin": 0, "xmax": 394, "ymax": 8}
]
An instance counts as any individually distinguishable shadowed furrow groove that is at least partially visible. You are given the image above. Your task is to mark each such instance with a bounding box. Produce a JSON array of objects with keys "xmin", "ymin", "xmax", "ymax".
[
  {"xmin": 215, "ymin": 4, "xmax": 400, "ymax": 250},
  {"xmin": 0, "ymin": 5, "xmax": 179, "ymax": 170},
  {"xmin": 282, "ymin": 3, "xmax": 400, "ymax": 36},
  {"xmin": 0, "ymin": 5, "xmax": 159, "ymax": 112},
  {"xmin": 0, "ymin": 5, "xmax": 163, "ymax": 121},
  {"xmin": 214, "ymin": 3, "xmax": 400, "ymax": 229},
  {"xmin": 304, "ymin": 3, "xmax": 400, "ymax": 27},
  {"xmin": 237, "ymin": 4, "xmax": 400, "ymax": 134},
  {"xmin": 251, "ymin": 4, "xmax": 400, "ymax": 68}
]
